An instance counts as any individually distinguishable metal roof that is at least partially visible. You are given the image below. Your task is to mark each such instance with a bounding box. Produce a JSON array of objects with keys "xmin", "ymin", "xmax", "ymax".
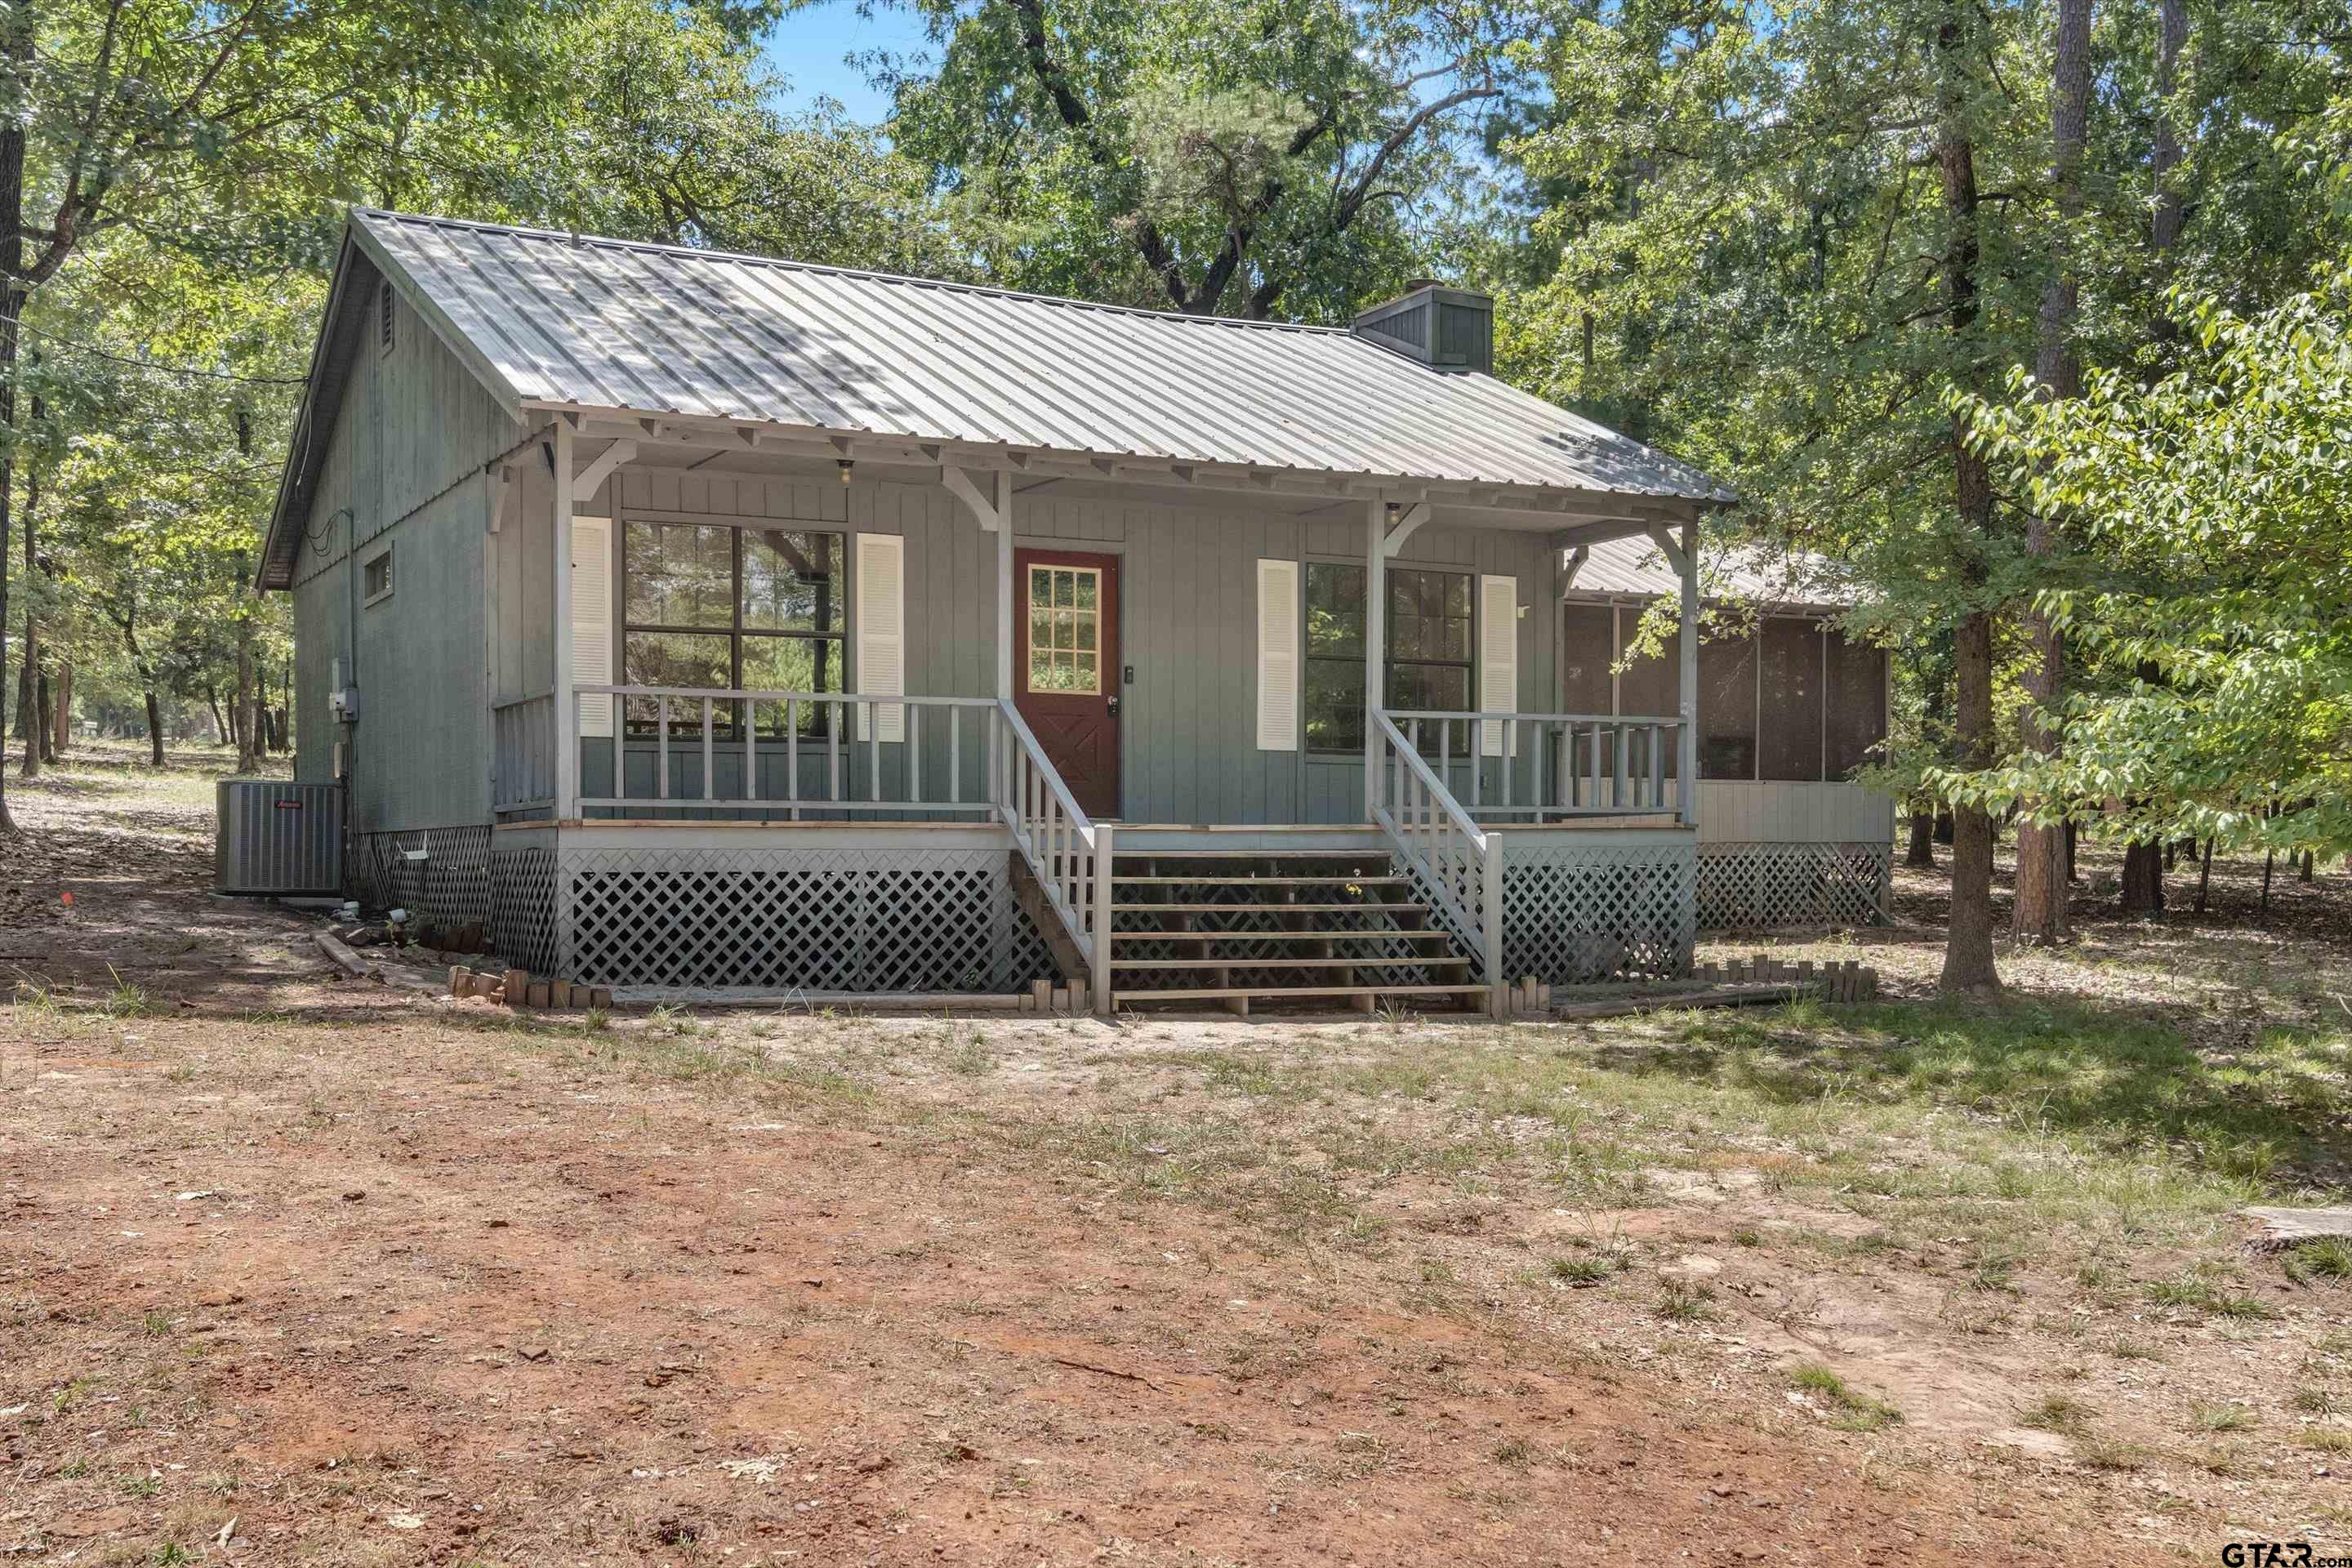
[
  {"xmin": 346, "ymin": 208, "xmax": 1735, "ymax": 504},
  {"xmin": 1568, "ymin": 532, "xmax": 1859, "ymax": 611}
]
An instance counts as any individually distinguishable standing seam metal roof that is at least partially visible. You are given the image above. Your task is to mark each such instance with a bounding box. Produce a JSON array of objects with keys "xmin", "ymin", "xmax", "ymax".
[{"xmin": 346, "ymin": 208, "xmax": 1735, "ymax": 502}]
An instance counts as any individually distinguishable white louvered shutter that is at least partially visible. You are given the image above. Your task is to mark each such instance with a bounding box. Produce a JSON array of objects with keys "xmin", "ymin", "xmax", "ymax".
[
  {"xmin": 855, "ymin": 532, "xmax": 905, "ymax": 742},
  {"xmin": 1480, "ymin": 573, "xmax": 1518, "ymax": 757},
  {"xmin": 571, "ymin": 516, "xmax": 613, "ymax": 738},
  {"xmin": 1256, "ymin": 559, "xmax": 1301, "ymax": 751}
]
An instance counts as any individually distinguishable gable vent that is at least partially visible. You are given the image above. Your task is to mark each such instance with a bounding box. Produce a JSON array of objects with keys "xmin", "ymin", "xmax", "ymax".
[{"xmin": 378, "ymin": 279, "xmax": 395, "ymax": 355}]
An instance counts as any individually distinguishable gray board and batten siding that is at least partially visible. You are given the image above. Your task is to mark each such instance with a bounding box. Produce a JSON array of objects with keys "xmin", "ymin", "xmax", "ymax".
[
  {"xmin": 576, "ymin": 466, "xmax": 1567, "ymax": 828},
  {"xmin": 287, "ymin": 263, "xmax": 519, "ymax": 839}
]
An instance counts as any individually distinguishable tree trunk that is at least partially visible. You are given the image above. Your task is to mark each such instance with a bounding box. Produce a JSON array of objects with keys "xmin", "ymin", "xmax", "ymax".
[
  {"xmin": 1907, "ymin": 808, "xmax": 1936, "ymax": 867},
  {"xmin": 51, "ymin": 658, "xmax": 66, "ymax": 755},
  {"xmin": 1933, "ymin": 3, "xmax": 2000, "ymax": 995},
  {"xmin": 32, "ymin": 664, "xmax": 50, "ymax": 764},
  {"xmin": 2013, "ymin": 0, "xmax": 2091, "ymax": 949},
  {"xmin": 16, "ymin": 614, "xmax": 33, "ymax": 777},
  {"xmin": 2119, "ymin": 840, "xmax": 2164, "ymax": 915},
  {"xmin": 1943, "ymin": 608, "xmax": 2001, "ymax": 991},
  {"xmin": 204, "ymin": 687, "xmax": 226, "ymax": 747},
  {"xmin": 2301, "ymin": 849, "xmax": 2315, "ymax": 884},
  {"xmin": 234, "ymin": 607, "xmax": 258, "ymax": 773},
  {"xmin": 2065, "ymin": 820, "xmax": 2078, "ymax": 881},
  {"xmin": 0, "ymin": 0, "xmax": 25, "ymax": 834},
  {"xmin": 2194, "ymin": 838, "xmax": 2212, "ymax": 912},
  {"xmin": 143, "ymin": 689, "xmax": 163, "ymax": 766}
]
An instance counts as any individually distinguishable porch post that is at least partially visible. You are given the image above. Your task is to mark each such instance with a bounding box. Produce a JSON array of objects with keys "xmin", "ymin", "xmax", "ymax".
[
  {"xmin": 1677, "ymin": 518, "xmax": 1699, "ymax": 829},
  {"xmin": 996, "ymin": 469, "xmax": 1014, "ymax": 701},
  {"xmin": 1363, "ymin": 497, "xmax": 1384, "ymax": 821},
  {"xmin": 551, "ymin": 419, "xmax": 576, "ymax": 822}
]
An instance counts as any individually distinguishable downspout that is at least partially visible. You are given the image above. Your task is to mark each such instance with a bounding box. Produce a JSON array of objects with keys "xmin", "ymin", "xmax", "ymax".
[{"xmin": 328, "ymin": 506, "xmax": 359, "ymax": 898}]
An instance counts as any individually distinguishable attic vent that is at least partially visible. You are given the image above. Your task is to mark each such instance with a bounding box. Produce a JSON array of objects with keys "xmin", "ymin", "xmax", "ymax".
[
  {"xmin": 1352, "ymin": 281, "xmax": 1493, "ymax": 374},
  {"xmin": 378, "ymin": 280, "xmax": 395, "ymax": 355}
]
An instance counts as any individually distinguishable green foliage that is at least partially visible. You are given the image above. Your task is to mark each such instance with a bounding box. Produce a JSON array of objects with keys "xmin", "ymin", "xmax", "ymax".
[
  {"xmin": 866, "ymin": 0, "xmax": 1524, "ymax": 318},
  {"xmin": 1946, "ymin": 273, "xmax": 2352, "ymax": 854},
  {"xmin": 1499, "ymin": 0, "xmax": 2352, "ymax": 858}
]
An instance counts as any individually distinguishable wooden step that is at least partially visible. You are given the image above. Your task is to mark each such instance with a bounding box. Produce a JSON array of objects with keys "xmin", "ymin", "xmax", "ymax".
[
  {"xmin": 1110, "ymin": 902, "xmax": 1428, "ymax": 914},
  {"xmin": 1109, "ymin": 929, "xmax": 1459, "ymax": 944},
  {"xmin": 1113, "ymin": 875, "xmax": 1410, "ymax": 886},
  {"xmin": 1111, "ymin": 850, "xmax": 1389, "ymax": 860},
  {"xmin": 1113, "ymin": 956, "xmax": 1468, "ymax": 971},
  {"xmin": 1113, "ymin": 983, "xmax": 1490, "ymax": 1003}
]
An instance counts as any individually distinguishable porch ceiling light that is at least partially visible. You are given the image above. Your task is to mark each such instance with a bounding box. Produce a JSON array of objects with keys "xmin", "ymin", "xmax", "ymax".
[{"xmin": 838, "ymin": 458, "xmax": 854, "ymax": 485}]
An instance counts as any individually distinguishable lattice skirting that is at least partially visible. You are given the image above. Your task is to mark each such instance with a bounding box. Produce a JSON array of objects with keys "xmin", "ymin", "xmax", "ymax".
[
  {"xmin": 354, "ymin": 826, "xmax": 492, "ymax": 941},
  {"xmin": 490, "ymin": 845, "xmax": 559, "ymax": 974},
  {"xmin": 1501, "ymin": 839, "xmax": 1695, "ymax": 987},
  {"xmin": 1696, "ymin": 842, "xmax": 1891, "ymax": 932},
  {"xmin": 549, "ymin": 846, "xmax": 1055, "ymax": 996}
]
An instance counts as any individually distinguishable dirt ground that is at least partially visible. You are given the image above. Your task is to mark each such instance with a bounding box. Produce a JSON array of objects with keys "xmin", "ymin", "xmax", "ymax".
[{"xmin": 6, "ymin": 745, "xmax": 2350, "ymax": 1566}]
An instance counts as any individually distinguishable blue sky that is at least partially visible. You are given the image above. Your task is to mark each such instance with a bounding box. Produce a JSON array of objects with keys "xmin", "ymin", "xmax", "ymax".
[{"xmin": 764, "ymin": 1, "xmax": 935, "ymax": 122}]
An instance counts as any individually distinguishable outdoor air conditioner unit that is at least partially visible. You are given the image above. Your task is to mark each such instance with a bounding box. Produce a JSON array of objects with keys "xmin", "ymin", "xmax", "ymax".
[{"xmin": 215, "ymin": 779, "xmax": 343, "ymax": 896}]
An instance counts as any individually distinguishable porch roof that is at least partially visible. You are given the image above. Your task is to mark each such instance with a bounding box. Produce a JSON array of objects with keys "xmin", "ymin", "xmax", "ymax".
[
  {"xmin": 1566, "ymin": 532, "xmax": 1863, "ymax": 615},
  {"xmin": 263, "ymin": 208, "xmax": 1734, "ymax": 586}
]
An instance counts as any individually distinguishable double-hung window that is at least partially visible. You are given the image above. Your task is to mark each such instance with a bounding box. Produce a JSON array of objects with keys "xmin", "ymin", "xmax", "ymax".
[
  {"xmin": 1303, "ymin": 562, "xmax": 1474, "ymax": 753},
  {"xmin": 621, "ymin": 521, "xmax": 846, "ymax": 737}
]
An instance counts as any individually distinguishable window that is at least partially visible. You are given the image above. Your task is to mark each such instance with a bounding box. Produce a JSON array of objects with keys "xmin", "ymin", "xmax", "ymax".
[
  {"xmin": 1303, "ymin": 561, "xmax": 1365, "ymax": 752},
  {"xmin": 1027, "ymin": 564, "xmax": 1102, "ymax": 693},
  {"xmin": 1302, "ymin": 562, "xmax": 1473, "ymax": 753},
  {"xmin": 361, "ymin": 546, "xmax": 393, "ymax": 606},
  {"xmin": 620, "ymin": 521, "xmax": 844, "ymax": 737}
]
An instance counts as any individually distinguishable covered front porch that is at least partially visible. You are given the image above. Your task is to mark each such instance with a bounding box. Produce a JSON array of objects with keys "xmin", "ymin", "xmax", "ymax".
[{"xmin": 482, "ymin": 414, "xmax": 1710, "ymax": 1013}]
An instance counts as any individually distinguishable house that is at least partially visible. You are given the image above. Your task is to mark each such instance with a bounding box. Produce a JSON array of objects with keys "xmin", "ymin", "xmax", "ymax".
[
  {"xmin": 258, "ymin": 209, "xmax": 1878, "ymax": 1013},
  {"xmin": 1553, "ymin": 537, "xmax": 1892, "ymax": 931}
]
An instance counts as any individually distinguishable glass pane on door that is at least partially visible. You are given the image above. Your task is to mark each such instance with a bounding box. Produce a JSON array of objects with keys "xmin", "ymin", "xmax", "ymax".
[{"xmin": 1027, "ymin": 565, "xmax": 1102, "ymax": 693}]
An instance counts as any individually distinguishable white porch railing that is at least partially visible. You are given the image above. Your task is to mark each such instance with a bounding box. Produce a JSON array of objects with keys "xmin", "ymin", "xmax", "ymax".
[
  {"xmin": 993, "ymin": 697, "xmax": 1104, "ymax": 987},
  {"xmin": 1382, "ymin": 710, "xmax": 1685, "ymax": 819},
  {"xmin": 569, "ymin": 685, "xmax": 1004, "ymax": 815},
  {"xmin": 1370, "ymin": 710, "xmax": 1499, "ymax": 1005},
  {"xmin": 1370, "ymin": 707, "xmax": 1692, "ymax": 1014},
  {"xmin": 540, "ymin": 684, "xmax": 1102, "ymax": 983}
]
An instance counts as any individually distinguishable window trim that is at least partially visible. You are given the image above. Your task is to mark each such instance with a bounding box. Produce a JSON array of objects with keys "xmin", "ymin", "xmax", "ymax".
[
  {"xmin": 617, "ymin": 517, "xmax": 850, "ymax": 737},
  {"xmin": 360, "ymin": 544, "xmax": 394, "ymax": 608},
  {"xmin": 1300, "ymin": 558, "xmax": 1476, "ymax": 755}
]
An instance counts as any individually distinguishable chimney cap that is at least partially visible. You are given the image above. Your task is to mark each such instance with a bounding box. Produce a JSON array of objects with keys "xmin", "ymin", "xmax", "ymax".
[{"xmin": 1352, "ymin": 280, "xmax": 1494, "ymax": 374}]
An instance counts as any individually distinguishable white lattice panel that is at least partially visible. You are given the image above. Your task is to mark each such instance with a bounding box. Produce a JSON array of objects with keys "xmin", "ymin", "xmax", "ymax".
[
  {"xmin": 555, "ymin": 846, "xmax": 1054, "ymax": 995},
  {"xmin": 490, "ymin": 846, "xmax": 559, "ymax": 973},
  {"xmin": 1696, "ymin": 842, "xmax": 1889, "ymax": 932},
  {"xmin": 1501, "ymin": 840, "xmax": 1695, "ymax": 986},
  {"xmin": 356, "ymin": 826, "xmax": 492, "ymax": 941}
]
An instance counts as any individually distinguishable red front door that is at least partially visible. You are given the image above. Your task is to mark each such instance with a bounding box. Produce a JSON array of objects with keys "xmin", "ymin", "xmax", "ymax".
[{"xmin": 1014, "ymin": 549, "xmax": 1121, "ymax": 819}]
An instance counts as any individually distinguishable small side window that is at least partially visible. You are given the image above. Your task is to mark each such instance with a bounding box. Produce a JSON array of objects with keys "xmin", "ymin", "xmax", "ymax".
[
  {"xmin": 362, "ymin": 545, "xmax": 394, "ymax": 606},
  {"xmin": 378, "ymin": 279, "xmax": 395, "ymax": 356}
]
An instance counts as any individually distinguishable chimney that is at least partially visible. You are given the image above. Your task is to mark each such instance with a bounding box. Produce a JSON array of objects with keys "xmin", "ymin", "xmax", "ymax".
[{"xmin": 1352, "ymin": 279, "xmax": 1494, "ymax": 374}]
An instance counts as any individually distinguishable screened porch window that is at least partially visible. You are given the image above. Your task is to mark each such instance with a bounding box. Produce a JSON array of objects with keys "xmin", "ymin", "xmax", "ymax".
[
  {"xmin": 621, "ymin": 521, "xmax": 845, "ymax": 737},
  {"xmin": 1303, "ymin": 562, "xmax": 1472, "ymax": 754},
  {"xmin": 1561, "ymin": 599, "xmax": 1887, "ymax": 781}
]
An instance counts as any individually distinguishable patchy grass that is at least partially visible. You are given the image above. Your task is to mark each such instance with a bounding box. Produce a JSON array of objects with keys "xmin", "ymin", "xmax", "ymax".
[{"xmin": 1789, "ymin": 1363, "xmax": 1903, "ymax": 1432}]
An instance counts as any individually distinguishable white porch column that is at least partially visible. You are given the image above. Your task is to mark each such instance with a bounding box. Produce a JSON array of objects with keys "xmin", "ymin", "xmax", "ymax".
[
  {"xmin": 1363, "ymin": 497, "xmax": 1385, "ymax": 821},
  {"xmin": 996, "ymin": 469, "xmax": 1014, "ymax": 701},
  {"xmin": 551, "ymin": 420, "xmax": 576, "ymax": 822},
  {"xmin": 1677, "ymin": 519, "xmax": 1699, "ymax": 829}
]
